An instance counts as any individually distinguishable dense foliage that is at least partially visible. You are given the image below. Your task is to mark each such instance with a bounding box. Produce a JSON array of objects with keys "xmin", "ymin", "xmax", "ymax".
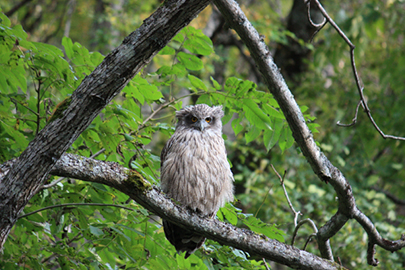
[{"xmin": 0, "ymin": 0, "xmax": 404, "ymax": 269}]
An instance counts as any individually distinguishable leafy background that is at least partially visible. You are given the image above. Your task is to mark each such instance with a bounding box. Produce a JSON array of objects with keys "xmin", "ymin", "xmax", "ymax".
[{"xmin": 0, "ymin": 0, "xmax": 404, "ymax": 269}]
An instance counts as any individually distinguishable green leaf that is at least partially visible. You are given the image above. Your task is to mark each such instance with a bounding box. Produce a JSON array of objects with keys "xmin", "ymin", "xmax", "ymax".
[
  {"xmin": 62, "ymin": 36, "xmax": 74, "ymax": 59},
  {"xmin": 210, "ymin": 76, "xmax": 222, "ymax": 90},
  {"xmin": 263, "ymin": 103, "xmax": 284, "ymax": 119},
  {"xmin": 183, "ymin": 34, "xmax": 213, "ymax": 56},
  {"xmin": 133, "ymin": 75, "xmax": 163, "ymax": 103},
  {"xmin": 177, "ymin": 52, "xmax": 203, "ymax": 71},
  {"xmin": 263, "ymin": 118, "xmax": 283, "ymax": 151},
  {"xmin": 224, "ymin": 77, "xmax": 242, "ymax": 95},
  {"xmin": 219, "ymin": 206, "xmax": 238, "ymax": 226},
  {"xmin": 242, "ymin": 216, "xmax": 285, "ymax": 242},
  {"xmin": 196, "ymin": 94, "xmax": 212, "ymax": 105},
  {"xmin": 245, "ymin": 125, "xmax": 261, "ymax": 144},
  {"xmin": 242, "ymin": 99, "xmax": 272, "ymax": 131},
  {"xmin": 110, "ymin": 226, "xmax": 131, "ymax": 242},
  {"xmin": 90, "ymin": 51, "xmax": 105, "ymax": 66},
  {"xmin": 278, "ymin": 126, "xmax": 294, "ymax": 152},
  {"xmin": 188, "ymin": 74, "xmax": 207, "ymax": 92},
  {"xmin": 0, "ymin": 12, "xmax": 11, "ymax": 27},
  {"xmin": 74, "ymin": 209, "xmax": 89, "ymax": 230},
  {"xmin": 89, "ymin": 225, "xmax": 104, "ymax": 237},
  {"xmin": 231, "ymin": 118, "xmax": 244, "ymax": 136},
  {"xmin": 1, "ymin": 121, "xmax": 29, "ymax": 149},
  {"xmin": 159, "ymin": 46, "xmax": 176, "ymax": 55}
]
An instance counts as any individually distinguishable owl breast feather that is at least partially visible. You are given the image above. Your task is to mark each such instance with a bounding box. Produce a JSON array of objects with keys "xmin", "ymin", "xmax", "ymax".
[{"xmin": 160, "ymin": 130, "xmax": 233, "ymax": 216}]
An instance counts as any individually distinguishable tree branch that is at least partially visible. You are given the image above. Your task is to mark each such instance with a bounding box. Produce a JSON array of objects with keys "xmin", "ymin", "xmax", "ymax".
[
  {"xmin": 212, "ymin": 0, "xmax": 405, "ymax": 266},
  {"xmin": 18, "ymin": 203, "xmax": 134, "ymax": 220},
  {"xmin": 0, "ymin": 0, "xmax": 211, "ymax": 249},
  {"xmin": 28, "ymin": 153, "xmax": 345, "ymax": 270}
]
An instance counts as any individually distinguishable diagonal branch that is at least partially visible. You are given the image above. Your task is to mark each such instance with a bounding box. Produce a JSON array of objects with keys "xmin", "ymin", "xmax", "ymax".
[
  {"xmin": 0, "ymin": 0, "xmax": 211, "ymax": 250},
  {"xmin": 212, "ymin": 0, "xmax": 405, "ymax": 266},
  {"xmin": 0, "ymin": 153, "xmax": 344, "ymax": 270}
]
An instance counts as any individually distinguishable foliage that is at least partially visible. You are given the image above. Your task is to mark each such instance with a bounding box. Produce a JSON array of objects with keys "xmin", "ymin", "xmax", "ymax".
[
  {"xmin": 0, "ymin": 8, "xmax": 293, "ymax": 269},
  {"xmin": 1, "ymin": 0, "xmax": 405, "ymax": 269}
]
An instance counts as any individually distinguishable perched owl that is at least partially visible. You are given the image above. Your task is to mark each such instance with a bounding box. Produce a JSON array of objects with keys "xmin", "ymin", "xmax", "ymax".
[{"xmin": 160, "ymin": 104, "xmax": 234, "ymax": 258}]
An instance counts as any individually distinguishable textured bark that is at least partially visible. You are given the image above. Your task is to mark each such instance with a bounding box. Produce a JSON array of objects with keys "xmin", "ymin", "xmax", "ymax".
[
  {"xmin": 0, "ymin": 153, "xmax": 344, "ymax": 270},
  {"xmin": 0, "ymin": 0, "xmax": 210, "ymax": 249}
]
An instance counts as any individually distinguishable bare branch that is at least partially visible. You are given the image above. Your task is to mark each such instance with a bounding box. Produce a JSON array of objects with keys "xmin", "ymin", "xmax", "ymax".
[
  {"xmin": 336, "ymin": 100, "xmax": 361, "ymax": 127},
  {"xmin": 18, "ymin": 203, "xmax": 134, "ymax": 220},
  {"xmin": 291, "ymin": 219, "xmax": 318, "ymax": 247},
  {"xmin": 303, "ymin": 233, "xmax": 317, "ymax": 251},
  {"xmin": 213, "ymin": 0, "xmax": 405, "ymax": 266},
  {"xmin": 271, "ymin": 165, "xmax": 301, "ymax": 226},
  {"xmin": 263, "ymin": 258, "xmax": 271, "ymax": 270},
  {"xmin": 353, "ymin": 207, "xmax": 405, "ymax": 265},
  {"xmin": 309, "ymin": 0, "xmax": 405, "ymax": 140}
]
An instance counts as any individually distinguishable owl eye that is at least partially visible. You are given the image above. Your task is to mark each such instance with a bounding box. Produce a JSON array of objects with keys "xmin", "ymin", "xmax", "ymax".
[
  {"xmin": 205, "ymin": 117, "xmax": 212, "ymax": 123},
  {"xmin": 191, "ymin": 117, "xmax": 198, "ymax": 123}
]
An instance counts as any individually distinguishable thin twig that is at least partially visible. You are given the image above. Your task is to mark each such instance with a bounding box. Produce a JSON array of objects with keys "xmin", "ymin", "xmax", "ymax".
[
  {"xmin": 18, "ymin": 203, "xmax": 135, "ymax": 219},
  {"xmin": 254, "ymin": 184, "xmax": 273, "ymax": 217},
  {"xmin": 262, "ymin": 258, "xmax": 271, "ymax": 270},
  {"xmin": 271, "ymin": 164, "xmax": 301, "ymax": 226},
  {"xmin": 310, "ymin": 0, "xmax": 405, "ymax": 140},
  {"xmin": 291, "ymin": 219, "xmax": 318, "ymax": 246},
  {"xmin": 271, "ymin": 165, "xmax": 320, "ymax": 250},
  {"xmin": 137, "ymin": 92, "xmax": 200, "ymax": 131},
  {"xmin": 305, "ymin": 0, "xmax": 326, "ymax": 28},
  {"xmin": 305, "ymin": 0, "xmax": 327, "ymax": 43},
  {"xmin": 303, "ymin": 233, "xmax": 317, "ymax": 250},
  {"xmin": 337, "ymin": 100, "xmax": 361, "ymax": 127},
  {"xmin": 10, "ymin": 97, "xmax": 40, "ymax": 116}
]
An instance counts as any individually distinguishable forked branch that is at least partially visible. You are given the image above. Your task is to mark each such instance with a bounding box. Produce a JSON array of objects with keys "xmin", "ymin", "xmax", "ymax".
[{"xmin": 306, "ymin": 0, "xmax": 405, "ymax": 140}]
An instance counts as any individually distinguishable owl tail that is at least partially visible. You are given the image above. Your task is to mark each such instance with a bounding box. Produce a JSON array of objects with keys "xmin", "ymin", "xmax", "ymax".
[{"xmin": 162, "ymin": 220, "xmax": 205, "ymax": 258}]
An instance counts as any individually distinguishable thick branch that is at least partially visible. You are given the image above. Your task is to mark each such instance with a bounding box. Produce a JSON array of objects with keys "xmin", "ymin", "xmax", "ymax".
[
  {"xmin": 0, "ymin": 0, "xmax": 210, "ymax": 249},
  {"xmin": 0, "ymin": 153, "xmax": 346, "ymax": 269},
  {"xmin": 40, "ymin": 154, "xmax": 345, "ymax": 270}
]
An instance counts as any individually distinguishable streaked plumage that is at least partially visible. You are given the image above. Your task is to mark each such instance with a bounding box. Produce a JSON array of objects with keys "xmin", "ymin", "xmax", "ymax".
[{"xmin": 160, "ymin": 104, "xmax": 234, "ymax": 258}]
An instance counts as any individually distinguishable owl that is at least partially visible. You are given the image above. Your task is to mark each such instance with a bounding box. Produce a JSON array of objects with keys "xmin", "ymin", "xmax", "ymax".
[{"xmin": 160, "ymin": 104, "xmax": 234, "ymax": 258}]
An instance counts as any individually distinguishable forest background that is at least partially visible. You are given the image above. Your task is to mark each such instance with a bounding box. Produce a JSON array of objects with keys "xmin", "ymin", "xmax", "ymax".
[{"xmin": 0, "ymin": 0, "xmax": 404, "ymax": 269}]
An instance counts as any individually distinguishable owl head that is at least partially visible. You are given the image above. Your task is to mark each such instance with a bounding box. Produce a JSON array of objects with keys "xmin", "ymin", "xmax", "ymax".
[{"xmin": 175, "ymin": 104, "xmax": 224, "ymax": 132}]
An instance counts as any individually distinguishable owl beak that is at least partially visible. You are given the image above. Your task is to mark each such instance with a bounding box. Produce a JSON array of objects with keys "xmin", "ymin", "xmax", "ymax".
[{"xmin": 195, "ymin": 120, "xmax": 207, "ymax": 131}]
